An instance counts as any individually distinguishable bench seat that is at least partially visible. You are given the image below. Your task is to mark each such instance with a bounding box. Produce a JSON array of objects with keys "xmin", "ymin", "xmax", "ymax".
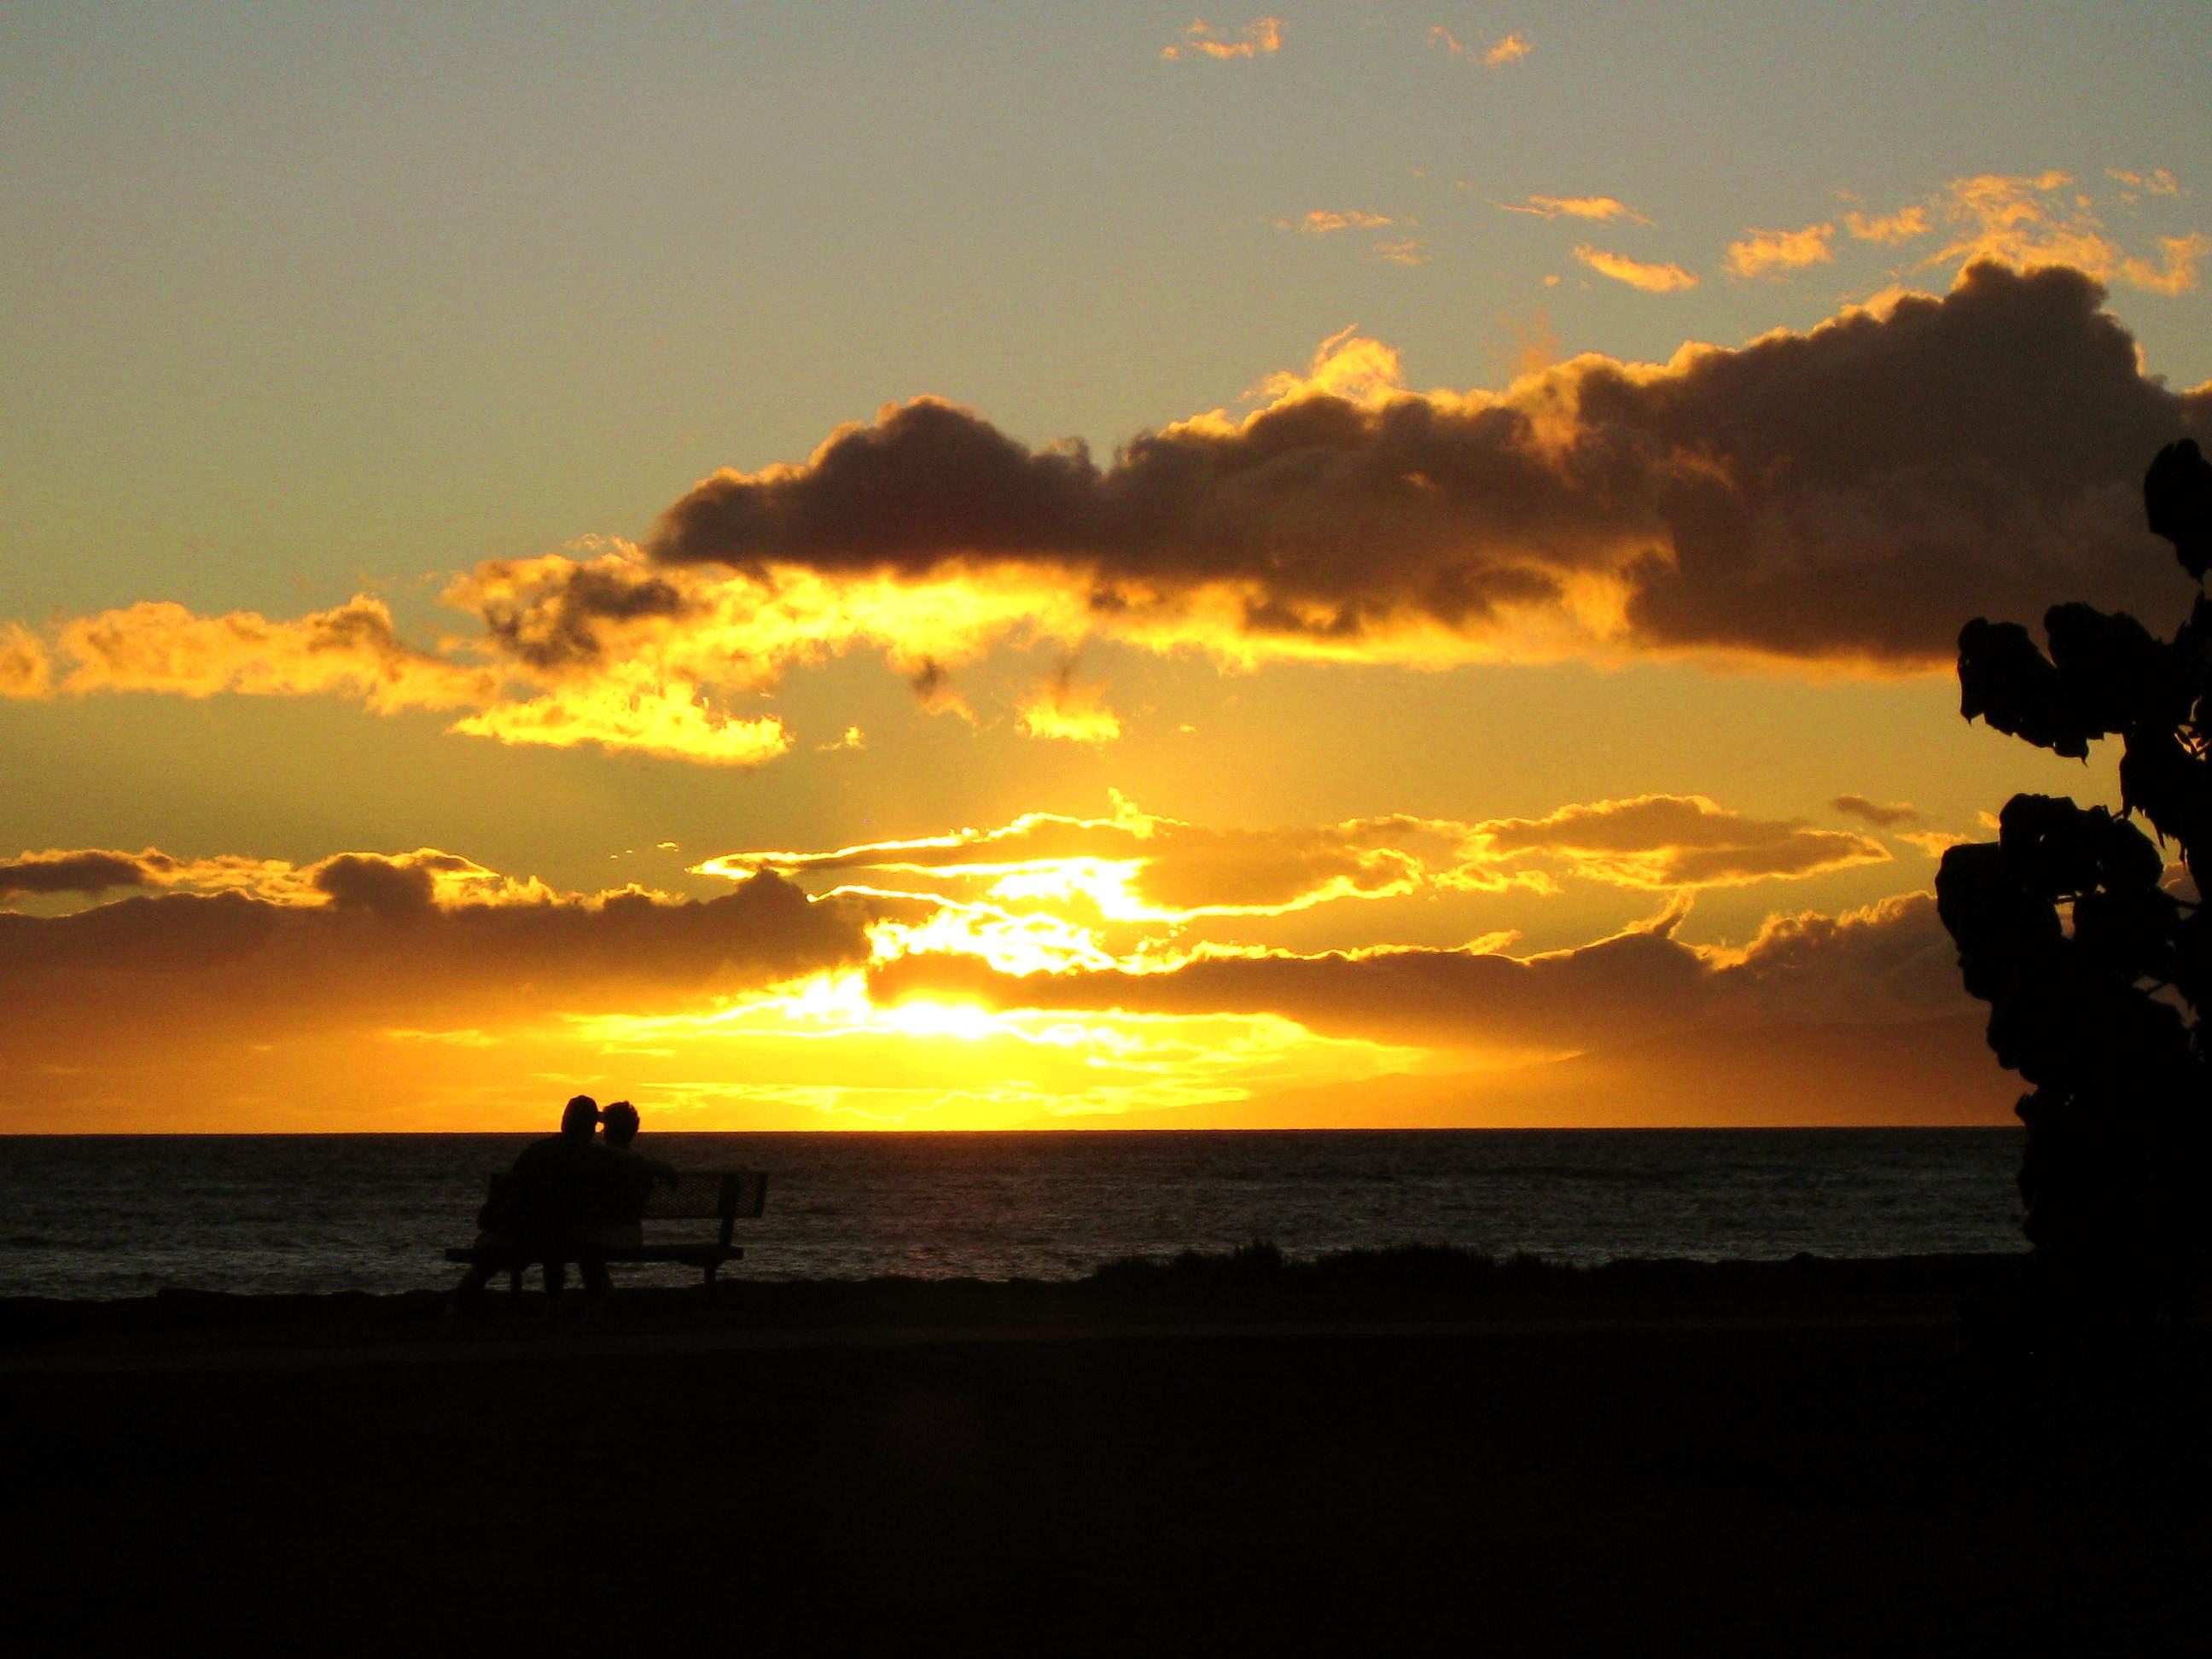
[
  {"xmin": 450, "ymin": 1168, "xmax": 766, "ymax": 1290},
  {"xmin": 442, "ymin": 1243, "xmax": 743, "ymax": 1269}
]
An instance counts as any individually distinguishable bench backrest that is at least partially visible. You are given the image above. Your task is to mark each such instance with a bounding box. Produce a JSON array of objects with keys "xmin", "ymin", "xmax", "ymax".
[
  {"xmin": 481, "ymin": 1168, "xmax": 768, "ymax": 1247},
  {"xmin": 641, "ymin": 1170, "xmax": 769, "ymax": 1223}
]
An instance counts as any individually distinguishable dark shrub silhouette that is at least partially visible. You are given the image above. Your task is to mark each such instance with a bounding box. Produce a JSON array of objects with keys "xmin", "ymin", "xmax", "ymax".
[{"xmin": 1938, "ymin": 439, "xmax": 2211, "ymax": 1312}]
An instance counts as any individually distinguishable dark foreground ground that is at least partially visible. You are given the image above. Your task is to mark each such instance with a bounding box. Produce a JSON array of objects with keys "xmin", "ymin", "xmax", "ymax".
[{"xmin": 7, "ymin": 1252, "xmax": 2209, "ymax": 1654}]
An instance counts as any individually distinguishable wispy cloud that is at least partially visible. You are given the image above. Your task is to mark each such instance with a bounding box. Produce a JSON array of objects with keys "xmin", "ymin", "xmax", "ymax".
[
  {"xmin": 1897, "ymin": 830, "xmax": 1975, "ymax": 858},
  {"xmin": 1470, "ymin": 795, "xmax": 1889, "ymax": 889},
  {"xmin": 2106, "ymin": 167, "xmax": 2180, "ymax": 197},
  {"xmin": 1927, "ymin": 171, "xmax": 2209, "ymax": 294},
  {"xmin": 1831, "ymin": 795, "xmax": 1923, "ymax": 829},
  {"xmin": 1272, "ymin": 210, "xmax": 1427, "ymax": 265},
  {"xmin": 1499, "ymin": 195, "xmax": 1650, "ymax": 225},
  {"xmin": 1279, "ymin": 209, "xmax": 1399, "ymax": 234},
  {"xmin": 1572, "ymin": 244, "xmax": 1700, "ymax": 291},
  {"xmin": 1370, "ymin": 236, "xmax": 1432, "ymax": 265},
  {"xmin": 52, "ymin": 596, "xmax": 496, "ymax": 711},
  {"xmin": 447, "ymin": 669, "xmax": 791, "ymax": 767},
  {"xmin": 1162, "ymin": 17, "xmax": 1283, "ymax": 61},
  {"xmin": 1843, "ymin": 205, "xmax": 1931, "ymax": 244},
  {"xmin": 1429, "ymin": 27, "xmax": 1532, "ymax": 67},
  {"xmin": 1723, "ymin": 222, "xmax": 1837, "ymax": 280}
]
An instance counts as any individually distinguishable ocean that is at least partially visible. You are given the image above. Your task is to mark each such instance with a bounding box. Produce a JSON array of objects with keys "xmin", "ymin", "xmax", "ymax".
[{"xmin": 0, "ymin": 1128, "xmax": 2027, "ymax": 1301}]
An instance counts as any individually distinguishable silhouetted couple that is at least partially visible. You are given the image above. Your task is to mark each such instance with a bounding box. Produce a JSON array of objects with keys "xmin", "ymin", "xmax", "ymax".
[{"xmin": 452, "ymin": 1093, "xmax": 678, "ymax": 1310}]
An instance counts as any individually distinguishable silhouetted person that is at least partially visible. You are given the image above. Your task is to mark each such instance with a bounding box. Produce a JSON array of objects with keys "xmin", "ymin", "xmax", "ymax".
[
  {"xmin": 452, "ymin": 1093, "xmax": 617, "ymax": 1310},
  {"xmin": 587, "ymin": 1099, "xmax": 679, "ymax": 1249}
]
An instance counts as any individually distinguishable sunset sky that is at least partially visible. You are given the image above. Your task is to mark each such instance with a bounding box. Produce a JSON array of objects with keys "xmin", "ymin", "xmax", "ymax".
[{"xmin": 4, "ymin": 3, "xmax": 2208, "ymax": 1131}]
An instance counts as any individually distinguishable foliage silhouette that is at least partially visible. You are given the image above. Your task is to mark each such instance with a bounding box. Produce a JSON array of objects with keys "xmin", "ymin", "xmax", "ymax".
[{"xmin": 1938, "ymin": 439, "xmax": 2212, "ymax": 1310}]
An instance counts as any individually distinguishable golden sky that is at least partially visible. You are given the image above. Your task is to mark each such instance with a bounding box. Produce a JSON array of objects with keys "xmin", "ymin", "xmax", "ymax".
[{"xmin": 3, "ymin": 7, "xmax": 2206, "ymax": 1129}]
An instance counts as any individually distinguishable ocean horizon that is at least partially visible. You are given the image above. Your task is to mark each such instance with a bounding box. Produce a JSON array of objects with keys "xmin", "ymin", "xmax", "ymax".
[{"xmin": 0, "ymin": 1126, "xmax": 2026, "ymax": 1301}]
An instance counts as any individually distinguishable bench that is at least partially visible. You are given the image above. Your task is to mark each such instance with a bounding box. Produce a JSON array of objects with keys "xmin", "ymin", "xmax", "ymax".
[{"xmin": 445, "ymin": 1169, "xmax": 768, "ymax": 1292}]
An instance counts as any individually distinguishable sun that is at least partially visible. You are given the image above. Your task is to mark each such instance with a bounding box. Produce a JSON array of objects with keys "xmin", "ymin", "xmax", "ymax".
[{"xmin": 878, "ymin": 999, "xmax": 998, "ymax": 1042}]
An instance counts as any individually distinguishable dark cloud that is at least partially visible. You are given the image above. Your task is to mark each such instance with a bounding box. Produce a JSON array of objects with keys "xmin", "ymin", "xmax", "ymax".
[
  {"xmin": 0, "ymin": 859, "xmax": 882, "ymax": 1068},
  {"xmin": 630, "ymin": 263, "xmax": 2206, "ymax": 668},
  {"xmin": 473, "ymin": 559, "xmax": 696, "ymax": 672},
  {"xmin": 0, "ymin": 848, "xmax": 173, "ymax": 899},
  {"xmin": 311, "ymin": 854, "xmax": 439, "ymax": 915},
  {"xmin": 866, "ymin": 892, "xmax": 1964, "ymax": 1051}
]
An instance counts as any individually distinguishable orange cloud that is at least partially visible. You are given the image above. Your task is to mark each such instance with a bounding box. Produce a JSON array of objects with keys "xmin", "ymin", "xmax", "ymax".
[
  {"xmin": 10, "ymin": 264, "xmax": 2205, "ymax": 760},
  {"xmin": 20, "ymin": 580, "xmax": 790, "ymax": 767},
  {"xmin": 639, "ymin": 263, "xmax": 2203, "ymax": 671},
  {"xmin": 1429, "ymin": 28, "xmax": 1532, "ymax": 67},
  {"xmin": 2105, "ymin": 168, "xmax": 2180, "ymax": 197},
  {"xmin": 1723, "ymin": 222, "xmax": 1836, "ymax": 280},
  {"xmin": 1371, "ymin": 236, "xmax": 1432, "ymax": 265},
  {"xmin": 868, "ymin": 891, "xmax": 1969, "ymax": 1053},
  {"xmin": 0, "ymin": 827, "xmax": 1989, "ymax": 1129},
  {"xmin": 447, "ymin": 670, "xmax": 791, "ymax": 767},
  {"xmin": 1284, "ymin": 209, "xmax": 1399, "ymax": 234},
  {"xmin": 703, "ymin": 790, "xmax": 1887, "ymax": 970},
  {"xmin": 1162, "ymin": 17, "xmax": 1283, "ymax": 61},
  {"xmin": 0, "ymin": 850, "xmax": 881, "ymax": 1069},
  {"xmin": 1499, "ymin": 195, "xmax": 1650, "ymax": 225},
  {"xmin": 1014, "ymin": 659, "xmax": 1121, "ymax": 743},
  {"xmin": 1470, "ymin": 796, "xmax": 1889, "ymax": 888},
  {"xmin": 1844, "ymin": 205, "xmax": 1932, "ymax": 244},
  {"xmin": 54, "ymin": 595, "xmax": 494, "ymax": 710},
  {"xmin": 0, "ymin": 622, "xmax": 48, "ymax": 697},
  {"xmin": 699, "ymin": 795, "xmax": 1517, "ymax": 930},
  {"xmin": 1926, "ymin": 171, "xmax": 2209, "ymax": 294},
  {"xmin": 1897, "ymin": 830, "xmax": 1976, "ymax": 858},
  {"xmin": 2119, "ymin": 234, "xmax": 2212, "ymax": 296},
  {"xmin": 1571, "ymin": 244, "xmax": 1699, "ymax": 291}
]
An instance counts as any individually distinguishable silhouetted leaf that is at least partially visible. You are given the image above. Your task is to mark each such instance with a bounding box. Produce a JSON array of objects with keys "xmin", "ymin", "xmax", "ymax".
[
  {"xmin": 1957, "ymin": 618, "xmax": 2093, "ymax": 757},
  {"xmin": 2044, "ymin": 602, "xmax": 2186, "ymax": 734},
  {"xmin": 2145, "ymin": 437, "xmax": 2212, "ymax": 581}
]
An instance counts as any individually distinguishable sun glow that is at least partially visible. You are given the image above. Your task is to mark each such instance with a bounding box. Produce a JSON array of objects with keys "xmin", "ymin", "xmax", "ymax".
[{"xmin": 547, "ymin": 960, "xmax": 1424, "ymax": 1130}]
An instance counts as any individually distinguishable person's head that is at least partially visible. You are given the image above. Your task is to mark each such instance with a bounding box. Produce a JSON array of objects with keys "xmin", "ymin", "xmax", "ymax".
[
  {"xmin": 602, "ymin": 1100, "xmax": 639, "ymax": 1147},
  {"xmin": 561, "ymin": 1094, "xmax": 599, "ymax": 1138}
]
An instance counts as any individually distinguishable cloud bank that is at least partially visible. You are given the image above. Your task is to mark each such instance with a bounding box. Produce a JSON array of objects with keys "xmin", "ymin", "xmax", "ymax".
[
  {"xmin": 7, "ymin": 262, "xmax": 2205, "ymax": 764},
  {"xmin": 0, "ymin": 853, "xmax": 881, "ymax": 1070},
  {"xmin": 866, "ymin": 891, "xmax": 1966, "ymax": 1054}
]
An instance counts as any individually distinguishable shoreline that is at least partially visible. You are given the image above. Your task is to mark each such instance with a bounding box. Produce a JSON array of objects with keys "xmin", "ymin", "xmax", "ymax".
[{"xmin": 1, "ymin": 1247, "xmax": 2046, "ymax": 1371}]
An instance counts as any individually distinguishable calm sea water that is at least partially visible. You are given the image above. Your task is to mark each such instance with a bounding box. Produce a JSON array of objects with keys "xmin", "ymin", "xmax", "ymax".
[{"xmin": 0, "ymin": 1129, "xmax": 2026, "ymax": 1301}]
